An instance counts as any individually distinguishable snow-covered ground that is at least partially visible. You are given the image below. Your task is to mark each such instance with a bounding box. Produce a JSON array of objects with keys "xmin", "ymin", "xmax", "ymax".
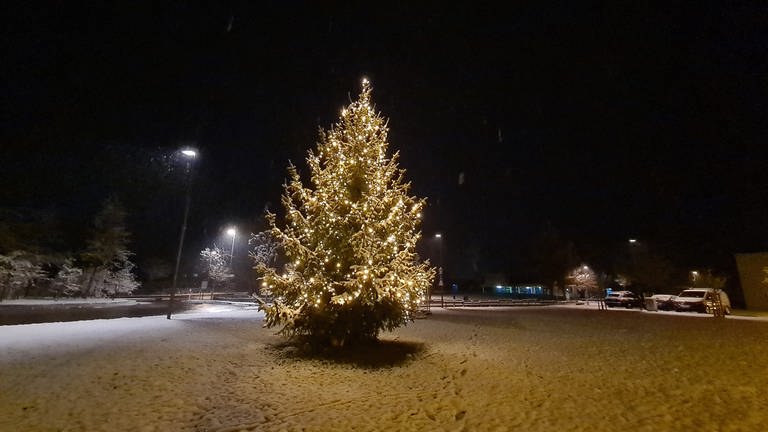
[{"xmin": 1, "ymin": 304, "xmax": 767, "ymax": 431}]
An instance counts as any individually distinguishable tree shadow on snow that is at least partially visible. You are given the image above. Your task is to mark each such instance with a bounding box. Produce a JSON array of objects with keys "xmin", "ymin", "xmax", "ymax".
[{"xmin": 269, "ymin": 338, "xmax": 426, "ymax": 369}]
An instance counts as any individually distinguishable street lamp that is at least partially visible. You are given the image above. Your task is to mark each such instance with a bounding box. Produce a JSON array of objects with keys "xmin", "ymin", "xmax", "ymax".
[
  {"xmin": 167, "ymin": 147, "xmax": 197, "ymax": 320},
  {"xmin": 691, "ymin": 270, "xmax": 699, "ymax": 288},
  {"xmin": 227, "ymin": 227, "xmax": 236, "ymax": 266},
  {"xmin": 434, "ymin": 233, "xmax": 444, "ymax": 308}
]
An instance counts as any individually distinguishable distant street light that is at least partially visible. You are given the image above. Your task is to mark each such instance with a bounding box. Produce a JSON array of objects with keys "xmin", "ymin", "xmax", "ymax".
[
  {"xmin": 691, "ymin": 270, "xmax": 699, "ymax": 287},
  {"xmin": 628, "ymin": 238, "xmax": 637, "ymax": 244},
  {"xmin": 167, "ymin": 147, "xmax": 197, "ymax": 320}
]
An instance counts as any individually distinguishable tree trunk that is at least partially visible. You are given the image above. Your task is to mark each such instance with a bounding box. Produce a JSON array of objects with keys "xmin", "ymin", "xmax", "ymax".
[{"xmin": 84, "ymin": 267, "xmax": 99, "ymax": 297}]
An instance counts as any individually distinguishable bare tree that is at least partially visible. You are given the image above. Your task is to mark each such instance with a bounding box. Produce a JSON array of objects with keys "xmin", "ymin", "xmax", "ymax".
[
  {"xmin": 566, "ymin": 265, "xmax": 598, "ymax": 299},
  {"xmin": 200, "ymin": 247, "xmax": 232, "ymax": 293}
]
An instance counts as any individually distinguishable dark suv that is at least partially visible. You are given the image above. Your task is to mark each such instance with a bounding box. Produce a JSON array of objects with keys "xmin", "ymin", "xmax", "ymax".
[{"xmin": 604, "ymin": 291, "xmax": 641, "ymax": 308}]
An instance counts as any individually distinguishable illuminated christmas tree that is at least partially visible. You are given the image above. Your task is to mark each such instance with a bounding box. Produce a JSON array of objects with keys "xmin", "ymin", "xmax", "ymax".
[{"xmin": 258, "ymin": 78, "xmax": 435, "ymax": 346}]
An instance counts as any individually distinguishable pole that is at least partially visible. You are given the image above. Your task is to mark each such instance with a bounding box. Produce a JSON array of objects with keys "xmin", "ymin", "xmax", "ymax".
[
  {"xmin": 438, "ymin": 237, "xmax": 444, "ymax": 308},
  {"xmin": 167, "ymin": 160, "xmax": 192, "ymax": 319},
  {"xmin": 229, "ymin": 231, "xmax": 236, "ymax": 266}
]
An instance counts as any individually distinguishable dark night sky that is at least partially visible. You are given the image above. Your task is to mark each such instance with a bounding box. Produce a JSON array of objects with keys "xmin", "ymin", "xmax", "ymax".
[{"xmin": 2, "ymin": 2, "xmax": 766, "ymax": 283}]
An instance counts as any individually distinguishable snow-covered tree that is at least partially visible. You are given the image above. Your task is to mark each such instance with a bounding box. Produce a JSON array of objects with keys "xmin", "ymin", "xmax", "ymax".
[
  {"xmin": 0, "ymin": 251, "xmax": 46, "ymax": 301},
  {"xmin": 257, "ymin": 79, "xmax": 435, "ymax": 346},
  {"xmin": 102, "ymin": 261, "xmax": 140, "ymax": 297},
  {"xmin": 250, "ymin": 231, "xmax": 280, "ymax": 268},
  {"xmin": 200, "ymin": 246, "xmax": 232, "ymax": 290},
  {"xmin": 566, "ymin": 265, "xmax": 598, "ymax": 299},
  {"xmin": 50, "ymin": 258, "xmax": 83, "ymax": 298},
  {"xmin": 81, "ymin": 197, "xmax": 139, "ymax": 297},
  {"xmin": 250, "ymin": 231, "xmax": 281, "ymax": 297}
]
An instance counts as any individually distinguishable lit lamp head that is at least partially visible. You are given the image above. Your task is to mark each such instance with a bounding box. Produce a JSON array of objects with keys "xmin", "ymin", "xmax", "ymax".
[
  {"xmin": 227, "ymin": 228, "xmax": 236, "ymax": 237},
  {"xmin": 181, "ymin": 149, "xmax": 197, "ymax": 158}
]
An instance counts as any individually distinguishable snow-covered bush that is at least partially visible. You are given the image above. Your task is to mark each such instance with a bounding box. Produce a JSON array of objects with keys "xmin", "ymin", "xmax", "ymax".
[{"xmin": 0, "ymin": 251, "xmax": 46, "ymax": 301}]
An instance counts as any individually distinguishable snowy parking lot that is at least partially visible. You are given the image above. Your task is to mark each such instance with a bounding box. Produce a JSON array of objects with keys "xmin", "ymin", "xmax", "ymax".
[{"xmin": 1, "ymin": 303, "xmax": 767, "ymax": 431}]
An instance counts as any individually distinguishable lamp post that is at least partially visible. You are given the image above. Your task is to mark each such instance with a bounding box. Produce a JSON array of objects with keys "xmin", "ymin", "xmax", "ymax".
[
  {"xmin": 435, "ymin": 233, "xmax": 444, "ymax": 308},
  {"xmin": 227, "ymin": 228, "xmax": 236, "ymax": 266},
  {"xmin": 167, "ymin": 148, "xmax": 197, "ymax": 320},
  {"xmin": 224, "ymin": 227, "xmax": 236, "ymax": 298},
  {"xmin": 627, "ymin": 238, "xmax": 639, "ymax": 292}
]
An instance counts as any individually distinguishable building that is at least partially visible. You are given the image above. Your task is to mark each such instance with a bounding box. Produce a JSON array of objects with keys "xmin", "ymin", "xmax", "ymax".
[{"xmin": 734, "ymin": 252, "xmax": 768, "ymax": 311}]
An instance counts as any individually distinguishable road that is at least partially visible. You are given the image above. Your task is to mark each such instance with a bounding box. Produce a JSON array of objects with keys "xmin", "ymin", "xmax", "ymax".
[{"xmin": 0, "ymin": 300, "xmax": 197, "ymax": 325}]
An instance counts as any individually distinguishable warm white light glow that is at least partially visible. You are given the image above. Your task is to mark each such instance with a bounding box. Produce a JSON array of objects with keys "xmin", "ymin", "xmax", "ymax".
[
  {"xmin": 628, "ymin": 238, "xmax": 637, "ymax": 243},
  {"xmin": 227, "ymin": 228, "xmax": 236, "ymax": 237},
  {"xmin": 181, "ymin": 149, "xmax": 197, "ymax": 158},
  {"xmin": 435, "ymin": 233, "xmax": 442, "ymax": 239},
  {"xmin": 257, "ymin": 78, "xmax": 436, "ymax": 343}
]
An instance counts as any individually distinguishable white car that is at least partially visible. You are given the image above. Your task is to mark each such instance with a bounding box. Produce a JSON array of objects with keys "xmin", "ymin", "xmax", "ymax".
[{"xmin": 673, "ymin": 288, "xmax": 731, "ymax": 315}]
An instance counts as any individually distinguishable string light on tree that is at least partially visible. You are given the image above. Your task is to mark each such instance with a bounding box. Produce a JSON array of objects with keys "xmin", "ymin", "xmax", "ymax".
[{"xmin": 255, "ymin": 78, "xmax": 436, "ymax": 346}]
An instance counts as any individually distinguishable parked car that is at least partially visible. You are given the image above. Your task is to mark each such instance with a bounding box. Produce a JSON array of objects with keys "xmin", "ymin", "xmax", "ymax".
[
  {"xmin": 673, "ymin": 288, "xmax": 732, "ymax": 315},
  {"xmin": 649, "ymin": 294, "xmax": 677, "ymax": 311},
  {"xmin": 605, "ymin": 291, "xmax": 642, "ymax": 308}
]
